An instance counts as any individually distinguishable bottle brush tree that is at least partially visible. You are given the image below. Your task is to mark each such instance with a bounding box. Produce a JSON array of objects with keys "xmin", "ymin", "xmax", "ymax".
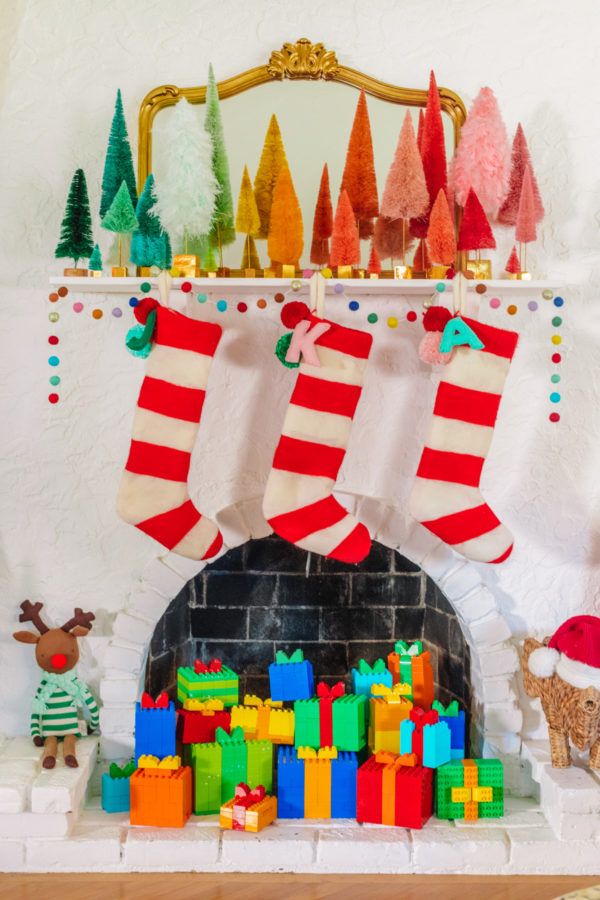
[
  {"xmin": 205, "ymin": 63, "xmax": 235, "ymax": 264},
  {"xmin": 379, "ymin": 110, "xmax": 429, "ymax": 264},
  {"xmin": 367, "ymin": 242, "xmax": 381, "ymax": 275},
  {"xmin": 456, "ymin": 187, "xmax": 496, "ymax": 254},
  {"xmin": 267, "ymin": 165, "xmax": 303, "ymax": 268},
  {"xmin": 131, "ymin": 174, "xmax": 172, "ymax": 269},
  {"xmin": 100, "ymin": 89, "xmax": 137, "ymax": 218},
  {"xmin": 254, "ymin": 114, "xmax": 288, "ymax": 240},
  {"xmin": 505, "ymin": 244, "xmax": 521, "ymax": 275},
  {"xmin": 427, "ymin": 188, "xmax": 456, "ymax": 265},
  {"xmin": 498, "ymin": 123, "xmax": 544, "ymax": 226},
  {"xmin": 410, "ymin": 71, "xmax": 447, "ymax": 239},
  {"xmin": 153, "ymin": 98, "xmax": 217, "ymax": 254},
  {"xmin": 340, "ymin": 88, "xmax": 379, "ymax": 239},
  {"xmin": 101, "ymin": 180, "xmax": 139, "ymax": 267},
  {"xmin": 235, "ymin": 165, "xmax": 261, "ymax": 270},
  {"xmin": 374, "ymin": 216, "xmax": 414, "ymax": 268},
  {"xmin": 450, "ymin": 87, "xmax": 510, "ymax": 218},
  {"xmin": 241, "ymin": 236, "xmax": 261, "ymax": 270},
  {"xmin": 330, "ymin": 189, "xmax": 361, "ymax": 267},
  {"xmin": 310, "ymin": 163, "xmax": 333, "ymax": 266},
  {"xmin": 515, "ymin": 164, "xmax": 537, "ymax": 271},
  {"xmin": 413, "ymin": 238, "xmax": 431, "ymax": 270},
  {"xmin": 55, "ymin": 168, "xmax": 94, "ymax": 268},
  {"xmin": 88, "ymin": 243, "xmax": 102, "ymax": 271}
]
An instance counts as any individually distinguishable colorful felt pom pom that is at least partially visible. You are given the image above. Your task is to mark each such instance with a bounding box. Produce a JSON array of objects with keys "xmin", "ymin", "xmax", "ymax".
[
  {"xmin": 419, "ymin": 331, "xmax": 454, "ymax": 365},
  {"xmin": 422, "ymin": 306, "xmax": 452, "ymax": 332}
]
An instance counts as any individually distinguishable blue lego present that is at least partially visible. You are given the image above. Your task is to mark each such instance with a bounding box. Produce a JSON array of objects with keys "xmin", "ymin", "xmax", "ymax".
[
  {"xmin": 269, "ymin": 649, "xmax": 314, "ymax": 702},
  {"xmin": 400, "ymin": 707, "xmax": 451, "ymax": 768},
  {"xmin": 277, "ymin": 745, "xmax": 357, "ymax": 819},
  {"xmin": 134, "ymin": 694, "xmax": 176, "ymax": 763},
  {"xmin": 101, "ymin": 761, "xmax": 135, "ymax": 813},
  {"xmin": 432, "ymin": 701, "xmax": 466, "ymax": 759}
]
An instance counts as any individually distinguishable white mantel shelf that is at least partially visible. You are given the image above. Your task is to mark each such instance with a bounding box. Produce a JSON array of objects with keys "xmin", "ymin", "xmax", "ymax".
[{"xmin": 48, "ymin": 277, "xmax": 562, "ymax": 295}]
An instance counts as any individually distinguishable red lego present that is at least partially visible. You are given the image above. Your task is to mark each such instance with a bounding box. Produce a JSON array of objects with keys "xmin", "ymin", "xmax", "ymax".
[
  {"xmin": 357, "ymin": 750, "xmax": 433, "ymax": 829},
  {"xmin": 176, "ymin": 699, "xmax": 231, "ymax": 744}
]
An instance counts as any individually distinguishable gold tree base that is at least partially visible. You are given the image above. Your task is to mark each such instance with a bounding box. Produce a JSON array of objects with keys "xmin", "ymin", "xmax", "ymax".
[
  {"xmin": 394, "ymin": 265, "xmax": 413, "ymax": 279},
  {"xmin": 63, "ymin": 268, "xmax": 88, "ymax": 277},
  {"xmin": 336, "ymin": 265, "xmax": 353, "ymax": 278},
  {"xmin": 244, "ymin": 268, "xmax": 256, "ymax": 278},
  {"xmin": 281, "ymin": 264, "xmax": 296, "ymax": 278},
  {"xmin": 89, "ymin": 270, "xmax": 102, "ymax": 277},
  {"xmin": 519, "ymin": 271, "xmax": 532, "ymax": 280},
  {"xmin": 173, "ymin": 255, "xmax": 200, "ymax": 277},
  {"xmin": 427, "ymin": 265, "xmax": 450, "ymax": 279},
  {"xmin": 466, "ymin": 260, "xmax": 491, "ymax": 279},
  {"xmin": 111, "ymin": 267, "xmax": 128, "ymax": 277},
  {"xmin": 263, "ymin": 268, "xmax": 276, "ymax": 278},
  {"xmin": 137, "ymin": 267, "xmax": 152, "ymax": 277}
]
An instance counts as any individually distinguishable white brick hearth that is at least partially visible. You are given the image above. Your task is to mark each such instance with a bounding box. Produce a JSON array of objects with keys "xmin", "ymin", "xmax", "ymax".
[{"xmin": 0, "ymin": 734, "xmax": 599, "ymax": 875}]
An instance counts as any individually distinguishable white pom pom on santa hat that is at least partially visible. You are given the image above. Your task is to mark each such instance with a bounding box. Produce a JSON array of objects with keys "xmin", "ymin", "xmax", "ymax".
[
  {"xmin": 528, "ymin": 615, "xmax": 600, "ymax": 689},
  {"xmin": 528, "ymin": 646, "xmax": 560, "ymax": 678}
]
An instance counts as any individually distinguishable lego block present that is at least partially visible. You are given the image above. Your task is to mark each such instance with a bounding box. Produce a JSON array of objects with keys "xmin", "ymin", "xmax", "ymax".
[
  {"xmin": 357, "ymin": 751, "xmax": 433, "ymax": 829},
  {"xmin": 387, "ymin": 641, "xmax": 434, "ymax": 708},
  {"xmin": 400, "ymin": 707, "xmax": 452, "ymax": 768},
  {"xmin": 277, "ymin": 746, "xmax": 357, "ymax": 819},
  {"xmin": 176, "ymin": 699, "xmax": 231, "ymax": 744},
  {"xmin": 220, "ymin": 783, "xmax": 277, "ymax": 832},
  {"xmin": 135, "ymin": 696, "xmax": 176, "ymax": 763},
  {"xmin": 230, "ymin": 695, "xmax": 294, "ymax": 744},
  {"xmin": 269, "ymin": 649, "xmax": 314, "ymax": 702},
  {"xmin": 130, "ymin": 760, "xmax": 192, "ymax": 827},
  {"xmin": 432, "ymin": 700, "xmax": 466, "ymax": 759},
  {"xmin": 101, "ymin": 760, "xmax": 135, "ymax": 813},
  {"xmin": 351, "ymin": 658, "xmax": 392, "ymax": 699},
  {"xmin": 177, "ymin": 659, "xmax": 239, "ymax": 707},
  {"xmin": 368, "ymin": 690, "xmax": 413, "ymax": 753},
  {"xmin": 188, "ymin": 726, "xmax": 273, "ymax": 815},
  {"xmin": 435, "ymin": 758, "xmax": 504, "ymax": 820},
  {"xmin": 294, "ymin": 687, "xmax": 366, "ymax": 751}
]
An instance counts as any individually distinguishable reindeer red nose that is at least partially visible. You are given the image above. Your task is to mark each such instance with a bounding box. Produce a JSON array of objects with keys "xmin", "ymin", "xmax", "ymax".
[{"xmin": 51, "ymin": 653, "xmax": 67, "ymax": 669}]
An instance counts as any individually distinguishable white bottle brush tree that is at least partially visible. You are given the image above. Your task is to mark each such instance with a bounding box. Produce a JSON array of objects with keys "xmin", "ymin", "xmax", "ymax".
[{"xmin": 152, "ymin": 98, "xmax": 217, "ymax": 256}]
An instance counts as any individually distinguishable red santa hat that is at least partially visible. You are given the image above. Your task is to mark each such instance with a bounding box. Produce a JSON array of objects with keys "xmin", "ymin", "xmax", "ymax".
[{"xmin": 528, "ymin": 615, "xmax": 600, "ymax": 690}]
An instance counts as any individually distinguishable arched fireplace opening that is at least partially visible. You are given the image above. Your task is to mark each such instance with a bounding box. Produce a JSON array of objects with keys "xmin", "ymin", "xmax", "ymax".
[{"xmin": 144, "ymin": 535, "xmax": 472, "ymax": 739}]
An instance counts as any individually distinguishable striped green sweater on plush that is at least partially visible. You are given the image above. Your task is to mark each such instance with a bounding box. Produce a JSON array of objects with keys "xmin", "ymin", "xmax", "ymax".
[{"xmin": 30, "ymin": 673, "xmax": 99, "ymax": 738}]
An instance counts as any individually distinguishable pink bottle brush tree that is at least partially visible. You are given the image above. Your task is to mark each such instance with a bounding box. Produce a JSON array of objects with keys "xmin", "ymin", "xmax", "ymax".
[
  {"xmin": 329, "ymin": 190, "xmax": 361, "ymax": 268},
  {"xmin": 515, "ymin": 164, "xmax": 537, "ymax": 272},
  {"xmin": 498, "ymin": 123, "xmax": 544, "ymax": 226},
  {"xmin": 450, "ymin": 87, "xmax": 510, "ymax": 218},
  {"xmin": 427, "ymin": 188, "xmax": 456, "ymax": 266}
]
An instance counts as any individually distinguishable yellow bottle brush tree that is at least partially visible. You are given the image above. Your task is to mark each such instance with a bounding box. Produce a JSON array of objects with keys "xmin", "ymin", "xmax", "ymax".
[
  {"xmin": 267, "ymin": 165, "xmax": 303, "ymax": 270},
  {"xmin": 254, "ymin": 114, "xmax": 288, "ymax": 241},
  {"xmin": 236, "ymin": 165, "xmax": 261, "ymax": 271}
]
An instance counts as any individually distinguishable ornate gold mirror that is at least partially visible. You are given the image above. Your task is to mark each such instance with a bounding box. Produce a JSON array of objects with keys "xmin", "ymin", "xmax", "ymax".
[{"xmin": 138, "ymin": 39, "xmax": 467, "ymax": 271}]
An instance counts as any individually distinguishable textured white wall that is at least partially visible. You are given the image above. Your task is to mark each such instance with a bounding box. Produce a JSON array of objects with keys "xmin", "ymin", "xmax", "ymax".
[{"xmin": 0, "ymin": 0, "xmax": 599, "ymax": 737}]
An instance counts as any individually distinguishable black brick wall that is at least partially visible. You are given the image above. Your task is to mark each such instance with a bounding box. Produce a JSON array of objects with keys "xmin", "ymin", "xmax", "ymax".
[{"xmin": 145, "ymin": 536, "xmax": 471, "ymax": 720}]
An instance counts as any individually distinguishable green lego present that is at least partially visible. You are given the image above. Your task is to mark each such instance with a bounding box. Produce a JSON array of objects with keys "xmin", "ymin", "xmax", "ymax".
[
  {"xmin": 435, "ymin": 758, "xmax": 504, "ymax": 821},
  {"xmin": 177, "ymin": 658, "xmax": 239, "ymax": 707},
  {"xmin": 188, "ymin": 726, "xmax": 272, "ymax": 815},
  {"xmin": 295, "ymin": 685, "xmax": 366, "ymax": 751}
]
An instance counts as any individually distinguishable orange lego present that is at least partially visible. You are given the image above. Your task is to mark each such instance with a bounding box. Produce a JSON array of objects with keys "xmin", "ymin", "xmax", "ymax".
[{"xmin": 130, "ymin": 760, "xmax": 192, "ymax": 827}]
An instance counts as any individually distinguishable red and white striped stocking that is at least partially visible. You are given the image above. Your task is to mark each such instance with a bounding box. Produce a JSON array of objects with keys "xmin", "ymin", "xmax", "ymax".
[
  {"xmin": 409, "ymin": 315, "xmax": 519, "ymax": 564},
  {"xmin": 117, "ymin": 298, "xmax": 223, "ymax": 560},
  {"xmin": 263, "ymin": 307, "xmax": 373, "ymax": 563}
]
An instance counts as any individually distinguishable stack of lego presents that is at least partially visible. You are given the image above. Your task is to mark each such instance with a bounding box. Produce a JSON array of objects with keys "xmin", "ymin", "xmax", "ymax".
[{"xmin": 101, "ymin": 643, "xmax": 503, "ymax": 831}]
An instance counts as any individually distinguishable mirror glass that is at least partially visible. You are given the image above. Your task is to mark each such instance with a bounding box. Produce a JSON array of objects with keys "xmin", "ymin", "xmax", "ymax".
[{"xmin": 151, "ymin": 79, "xmax": 458, "ymax": 270}]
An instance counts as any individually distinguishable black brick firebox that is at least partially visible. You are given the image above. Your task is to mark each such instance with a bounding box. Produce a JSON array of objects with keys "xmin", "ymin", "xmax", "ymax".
[{"xmin": 145, "ymin": 536, "xmax": 472, "ymax": 730}]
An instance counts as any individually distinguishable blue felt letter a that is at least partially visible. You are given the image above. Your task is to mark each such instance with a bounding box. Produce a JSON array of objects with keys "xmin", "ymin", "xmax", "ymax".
[{"xmin": 439, "ymin": 317, "xmax": 485, "ymax": 352}]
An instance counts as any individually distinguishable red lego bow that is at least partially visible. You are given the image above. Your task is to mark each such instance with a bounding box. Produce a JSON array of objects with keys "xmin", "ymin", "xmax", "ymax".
[
  {"xmin": 140, "ymin": 691, "xmax": 169, "ymax": 709},
  {"xmin": 234, "ymin": 783, "xmax": 265, "ymax": 805},
  {"xmin": 409, "ymin": 707, "xmax": 438, "ymax": 727},
  {"xmin": 316, "ymin": 681, "xmax": 345, "ymax": 700},
  {"xmin": 194, "ymin": 658, "xmax": 222, "ymax": 674}
]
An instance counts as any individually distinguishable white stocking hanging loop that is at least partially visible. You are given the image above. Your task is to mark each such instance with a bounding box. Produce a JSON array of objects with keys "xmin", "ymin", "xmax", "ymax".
[
  {"xmin": 452, "ymin": 271, "xmax": 467, "ymax": 316},
  {"xmin": 157, "ymin": 270, "xmax": 172, "ymax": 308},
  {"xmin": 309, "ymin": 271, "xmax": 326, "ymax": 318}
]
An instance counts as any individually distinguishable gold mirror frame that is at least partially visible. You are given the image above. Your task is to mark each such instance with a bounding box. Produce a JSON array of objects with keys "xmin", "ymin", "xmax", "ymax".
[{"xmin": 138, "ymin": 38, "xmax": 467, "ymax": 192}]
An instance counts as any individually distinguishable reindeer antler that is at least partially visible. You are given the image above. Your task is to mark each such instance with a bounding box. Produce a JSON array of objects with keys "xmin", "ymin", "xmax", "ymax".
[
  {"xmin": 19, "ymin": 600, "xmax": 49, "ymax": 634},
  {"xmin": 61, "ymin": 608, "xmax": 95, "ymax": 634}
]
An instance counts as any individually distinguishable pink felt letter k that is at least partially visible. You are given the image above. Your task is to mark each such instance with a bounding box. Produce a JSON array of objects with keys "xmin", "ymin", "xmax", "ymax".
[{"xmin": 285, "ymin": 319, "xmax": 331, "ymax": 367}]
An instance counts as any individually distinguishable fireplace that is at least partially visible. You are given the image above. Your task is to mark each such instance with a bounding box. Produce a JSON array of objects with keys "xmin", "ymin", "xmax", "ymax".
[{"xmin": 144, "ymin": 535, "xmax": 473, "ymax": 740}]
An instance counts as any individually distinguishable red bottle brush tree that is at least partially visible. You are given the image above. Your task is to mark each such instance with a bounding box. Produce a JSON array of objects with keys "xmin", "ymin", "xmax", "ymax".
[
  {"xmin": 505, "ymin": 245, "xmax": 521, "ymax": 275},
  {"xmin": 330, "ymin": 189, "xmax": 361, "ymax": 267},
  {"xmin": 457, "ymin": 188, "xmax": 496, "ymax": 252},
  {"xmin": 367, "ymin": 242, "xmax": 381, "ymax": 275},
  {"xmin": 417, "ymin": 109, "xmax": 425, "ymax": 152},
  {"xmin": 450, "ymin": 87, "xmax": 510, "ymax": 218},
  {"xmin": 413, "ymin": 238, "xmax": 431, "ymax": 270},
  {"xmin": 267, "ymin": 165, "xmax": 304, "ymax": 268},
  {"xmin": 498, "ymin": 123, "xmax": 544, "ymax": 226},
  {"xmin": 427, "ymin": 189, "xmax": 456, "ymax": 265},
  {"xmin": 410, "ymin": 71, "xmax": 447, "ymax": 239},
  {"xmin": 310, "ymin": 163, "xmax": 333, "ymax": 266},
  {"xmin": 340, "ymin": 89, "xmax": 379, "ymax": 239},
  {"xmin": 515, "ymin": 164, "xmax": 537, "ymax": 244}
]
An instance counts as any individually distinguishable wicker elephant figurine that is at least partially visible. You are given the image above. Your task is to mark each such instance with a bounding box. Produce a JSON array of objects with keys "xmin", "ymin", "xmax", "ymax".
[{"xmin": 521, "ymin": 615, "xmax": 600, "ymax": 769}]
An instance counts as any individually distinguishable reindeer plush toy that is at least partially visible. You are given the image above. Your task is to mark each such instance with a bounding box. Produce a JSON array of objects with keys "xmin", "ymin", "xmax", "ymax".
[{"xmin": 13, "ymin": 601, "xmax": 99, "ymax": 769}]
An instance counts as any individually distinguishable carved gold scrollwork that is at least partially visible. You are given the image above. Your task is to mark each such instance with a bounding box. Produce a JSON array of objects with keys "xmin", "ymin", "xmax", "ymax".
[{"xmin": 267, "ymin": 39, "xmax": 339, "ymax": 81}]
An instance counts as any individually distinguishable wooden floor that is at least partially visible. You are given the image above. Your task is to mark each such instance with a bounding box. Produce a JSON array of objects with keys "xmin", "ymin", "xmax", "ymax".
[{"xmin": 1, "ymin": 874, "xmax": 599, "ymax": 900}]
